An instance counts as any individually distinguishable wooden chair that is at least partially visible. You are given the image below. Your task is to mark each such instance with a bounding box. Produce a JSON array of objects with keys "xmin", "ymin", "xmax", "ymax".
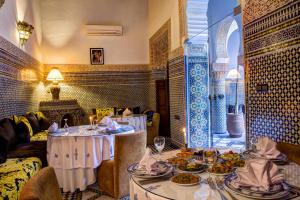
[
  {"xmin": 147, "ymin": 113, "xmax": 160, "ymax": 145},
  {"xmin": 98, "ymin": 131, "xmax": 146, "ymax": 199},
  {"xmin": 20, "ymin": 167, "xmax": 62, "ymax": 200},
  {"xmin": 276, "ymin": 142, "xmax": 300, "ymax": 165}
]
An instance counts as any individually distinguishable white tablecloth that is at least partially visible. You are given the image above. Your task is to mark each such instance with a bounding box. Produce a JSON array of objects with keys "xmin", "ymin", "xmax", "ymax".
[
  {"xmin": 111, "ymin": 114, "xmax": 147, "ymax": 131},
  {"xmin": 47, "ymin": 125, "xmax": 134, "ymax": 192}
]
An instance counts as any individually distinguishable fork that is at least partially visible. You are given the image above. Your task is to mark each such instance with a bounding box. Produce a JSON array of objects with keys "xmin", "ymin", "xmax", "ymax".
[
  {"xmin": 207, "ymin": 177, "xmax": 227, "ymax": 200},
  {"xmin": 215, "ymin": 177, "xmax": 237, "ymax": 200}
]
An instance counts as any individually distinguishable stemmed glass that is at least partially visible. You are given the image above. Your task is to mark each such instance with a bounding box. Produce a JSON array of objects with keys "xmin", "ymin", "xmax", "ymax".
[
  {"xmin": 154, "ymin": 136, "xmax": 165, "ymax": 160},
  {"xmin": 63, "ymin": 118, "xmax": 69, "ymax": 135}
]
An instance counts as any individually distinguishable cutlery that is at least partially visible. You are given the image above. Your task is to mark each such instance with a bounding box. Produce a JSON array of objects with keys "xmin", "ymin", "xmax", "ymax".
[
  {"xmin": 207, "ymin": 177, "xmax": 227, "ymax": 200},
  {"xmin": 215, "ymin": 177, "xmax": 238, "ymax": 200}
]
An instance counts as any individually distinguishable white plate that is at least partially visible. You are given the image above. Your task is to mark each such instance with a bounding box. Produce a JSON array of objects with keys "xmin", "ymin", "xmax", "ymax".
[
  {"xmin": 128, "ymin": 162, "xmax": 173, "ymax": 179},
  {"xmin": 176, "ymin": 165, "xmax": 207, "ymax": 174},
  {"xmin": 208, "ymin": 171, "xmax": 234, "ymax": 176}
]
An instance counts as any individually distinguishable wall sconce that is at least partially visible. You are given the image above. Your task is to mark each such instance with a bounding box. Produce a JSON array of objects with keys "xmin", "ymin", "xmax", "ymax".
[
  {"xmin": 17, "ymin": 21, "xmax": 34, "ymax": 47},
  {"xmin": 46, "ymin": 68, "xmax": 64, "ymax": 100}
]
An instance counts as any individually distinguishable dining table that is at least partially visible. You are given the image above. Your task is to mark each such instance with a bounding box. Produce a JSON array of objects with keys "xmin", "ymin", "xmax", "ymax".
[
  {"xmin": 47, "ymin": 124, "xmax": 134, "ymax": 192},
  {"xmin": 129, "ymin": 150, "xmax": 300, "ymax": 200}
]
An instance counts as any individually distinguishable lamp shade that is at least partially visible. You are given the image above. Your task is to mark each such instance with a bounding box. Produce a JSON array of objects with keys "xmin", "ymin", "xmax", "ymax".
[
  {"xmin": 226, "ymin": 69, "xmax": 241, "ymax": 80},
  {"xmin": 46, "ymin": 68, "xmax": 64, "ymax": 82}
]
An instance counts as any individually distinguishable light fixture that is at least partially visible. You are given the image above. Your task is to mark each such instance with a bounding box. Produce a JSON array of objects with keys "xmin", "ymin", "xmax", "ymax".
[
  {"xmin": 46, "ymin": 68, "xmax": 64, "ymax": 100},
  {"xmin": 17, "ymin": 21, "xmax": 34, "ymax": 47}
]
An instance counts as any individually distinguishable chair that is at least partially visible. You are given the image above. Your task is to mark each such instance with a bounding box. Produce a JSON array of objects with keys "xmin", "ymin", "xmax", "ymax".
[
  {"xmin": 276, "ymin": 142, "xmax": 300, "ymax": 165},
  {"xmin": 98, "ymin": 131, "xmax": 146, "ymax": 199},
  {"xmin": 20, "ymin": 167, "xmax": 62, "ymax": 200},
  {"xmin": 96, "ymin": 107, "xmax": 115, "ymax": 121},
  {"xmin": 147, "ymin": 113, "xmax": 160, "ymax": 145}
]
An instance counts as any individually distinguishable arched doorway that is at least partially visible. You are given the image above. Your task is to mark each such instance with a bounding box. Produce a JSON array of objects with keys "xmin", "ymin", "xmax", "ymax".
[{"xmin": 185, "ymin": 0, "xmax": 245, "ymax": 148}]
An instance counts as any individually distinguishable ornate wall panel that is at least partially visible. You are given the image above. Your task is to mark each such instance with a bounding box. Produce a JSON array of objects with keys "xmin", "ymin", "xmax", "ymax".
[
  {"xmin": 244, "ymin": 0, "xmax": 300, "ymax": 144},
  {"xmin": 43, "ymin": 64, "xmax": 152, "ymax": 117},
  {"xmin": 178, "ymin": 0, "xmax": 188, "ymax": 42},
  {"xmin": 0, "ymin": 36, "xmax": 43, "ymax": 119},
  {"xmin": 185, "ymin": 44, "xmax": 210, "ymax": 147},
  {"xmin": 243, "ymin": 0, "xmax": 294, "ymax": 25},
  {"xmin": 169, "ymin": 56, "xmax": 186, "ymax": 146},
  {"xmin": 149, "ymin": 20, "xmax": 171, "ymax": 70}
]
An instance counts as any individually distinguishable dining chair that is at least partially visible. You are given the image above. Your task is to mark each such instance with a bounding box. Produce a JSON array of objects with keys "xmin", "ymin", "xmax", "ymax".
[
  {"xmin": 147, "ymin": 113, "xmax": 160, "ymax": 145},
  {"xmin": 98, "ymin": 131, "xmax": 147, "ymax": 199},
  {"xmin": 276, "ymin": 142, "xmax": 300, "ymax": 165},
  {"xmin": 20, "ymin": 167, "xmax": 62, "ymax": 200}
]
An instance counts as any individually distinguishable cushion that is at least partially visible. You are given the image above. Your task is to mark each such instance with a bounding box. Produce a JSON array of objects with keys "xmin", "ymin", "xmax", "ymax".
[
  {"xmin": 132, "ymin": 106, "xmax": 140, "ymax": 114},
  {"xmin": 25, "ymin": 113, "xmax": 40, "ymax": 134},
  {"xmin": 143, "ymin": 110, "xmax": 155, "ymax": 122},
  {"xmin": 13, "ymin": 115, "xmax": 33, "ymax": 137},
  {"xmin": 96, "ymin": 107, "xmax": 115, "ymax": 121},
  {"xmin": 15, "ymin": 121, "xmax": 31, "ymax": 144},
  {"xmin": 30, "ymin": 131, "xmax": 48, "ymax": 142},
  {"xmin": 0, "ymin": 118, "xmax": 16, "ymax": 151},
  {"xmin": 0, "ymin": 137, "xmax": 8, "ymax": 164},
  {"xmin": 34, "ymin": 112, "xmax": 51, "ymax": 131},
  {"xmin": 0, "ymin": 157, "xmax": 42, "ymax": 200}
]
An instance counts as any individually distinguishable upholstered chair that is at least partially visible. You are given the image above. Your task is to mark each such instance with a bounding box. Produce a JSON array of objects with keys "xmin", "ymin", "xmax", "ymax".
[
  {"xmin": 276, "ymin": 142, "xmax": 300, "ymax": 165},
  {"xmin": 147, "ymin": 113, "xmax": 160, "ymax": 145},
  {"xmin": 20, "ymin": 167, "xmax": 62, "ymax": 200},
  {"xmin": 98, "ymin": 131, "xmax": 146, "ymax": 199}
]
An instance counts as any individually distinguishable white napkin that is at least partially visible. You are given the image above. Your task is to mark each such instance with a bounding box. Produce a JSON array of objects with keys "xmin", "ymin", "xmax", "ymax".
[
  {"xmin": 256, "ymin": 137, "xmax": 283, "ymax": 159},
  {"xmin": 138, "ymin": 148, "xmax": 158, "ymax": 174},
  {"xmin": 106, "ymin": 121, "xmax": 121, "ymax": 131},
  {"xmin": 48, "ymin": 122, "xmax": 58, "ymax": 133},
  {"xmin": 122, "ymin": 108, "xmax": 132, "ymax": 116},
  {"xmin": 232, "ymin": 158, "xmax": 284, "ymax": 191},
  {"xmin": 100, "ymin": 116, "xmax": 113, "ymax": 125}
]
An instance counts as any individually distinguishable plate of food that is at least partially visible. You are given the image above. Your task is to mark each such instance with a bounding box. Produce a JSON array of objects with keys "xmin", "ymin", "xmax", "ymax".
[
  {"xmin": 208, "ymin": 163, "xmax": 234, "ymax": 176},
  {"xmin": 225, "ymin": 159, "xmax": 245, "ymax": 168},
  {"xmin": 167, "ymin": 157, "xmax": 188, "ymax": 166},
  {"xmin": 171, "ymin": 173, "xmax": 201, "ymax": 186},
  {"xmin": 219, "ymin": 151, "xmax": 241, "ymax": 161},
  {"xmin": 176, "ymin": 152, "xmax": 194, "ymax": 159},
  {"xmin": 177, "ymin": 161, "xmax": 207, "ymax": 173}
]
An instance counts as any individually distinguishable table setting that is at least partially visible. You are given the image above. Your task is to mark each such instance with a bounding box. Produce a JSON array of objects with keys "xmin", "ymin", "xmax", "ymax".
[
  {"xmin": 129, "ymin": 136, "xmax": 300, "ymax": 200},
  {"xmin": 47, "ymin": 119, "xmax": 135, "ymax": 192}
]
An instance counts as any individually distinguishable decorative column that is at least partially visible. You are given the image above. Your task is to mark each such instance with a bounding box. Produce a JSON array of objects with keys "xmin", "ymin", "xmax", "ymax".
[{"xmin": 211, "ymin": 61, "xmax": 229, "ymax": 134}]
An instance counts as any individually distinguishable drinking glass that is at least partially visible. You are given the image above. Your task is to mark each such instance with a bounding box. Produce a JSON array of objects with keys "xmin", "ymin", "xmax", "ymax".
[
  {"xmin": 63, "ymin": 118, "xmax": 69, "ymax": 134},
  {"xmin": 203, "ymin": 148, "xmax": 217, "ymax": 165},
  {"xmin": 250, "ymin": 136, "xmax": 258, "ymax": 152},
  {"xmin": 154, "ymin": 136, "xmax": 165, "ymax": 156}
]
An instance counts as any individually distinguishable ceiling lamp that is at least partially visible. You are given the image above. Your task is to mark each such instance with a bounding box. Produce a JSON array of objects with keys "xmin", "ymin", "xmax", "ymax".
[{"xmin": 17, "ymin": 21, "xmax": 34, "ymax": 47}]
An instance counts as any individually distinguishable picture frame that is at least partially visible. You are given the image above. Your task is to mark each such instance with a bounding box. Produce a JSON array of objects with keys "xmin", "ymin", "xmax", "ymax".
[{"xmin": 90, "ymin": 48, "xmax": 104, "ymax": 65}]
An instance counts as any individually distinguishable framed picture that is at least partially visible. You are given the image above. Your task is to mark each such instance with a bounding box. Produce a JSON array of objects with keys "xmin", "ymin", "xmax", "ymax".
[{"xmin": 90, "ymin": 48, "xmax": 104, "ymax": 65}]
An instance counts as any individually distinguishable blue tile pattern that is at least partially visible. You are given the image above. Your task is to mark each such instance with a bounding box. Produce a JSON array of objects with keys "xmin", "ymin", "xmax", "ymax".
[{"xmin": 185, "ymin": 44, "xmax": 210, "ymax": 147}]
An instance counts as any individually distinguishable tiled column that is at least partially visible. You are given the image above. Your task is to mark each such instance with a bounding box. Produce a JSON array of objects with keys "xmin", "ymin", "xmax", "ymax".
[{"xmin": 211, "ymin": 68, "xmax": 227, "ymax": 134}]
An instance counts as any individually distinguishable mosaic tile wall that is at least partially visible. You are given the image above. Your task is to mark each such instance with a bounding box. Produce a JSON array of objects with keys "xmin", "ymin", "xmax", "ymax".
[
  {"xmin": 244, "ymin": 0, "xmax": 300, "ymax": 144},
  {"xmin": 168, "ymin": 55, "xmax": 186, "ymax": 146},
  {"xmin": 0, "ymin": 36, "xmax": 43, "ymax": 119},
  {"xmin": 42, "ymin": 65, "xmax": 152, "ymax": 117}
]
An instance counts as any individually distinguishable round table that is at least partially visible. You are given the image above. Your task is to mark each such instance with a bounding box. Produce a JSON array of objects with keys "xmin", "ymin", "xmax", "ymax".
[
  {"xmin": 47, "ymin": 125, "xmax": 134, "ymax": 192},
  {"xmin": 129, "ymin": 150, "xmax": 300, "ymax": 200},
  {"xmin": 110, "ymin": 114, "xmax": 147, "ymax": 131}
]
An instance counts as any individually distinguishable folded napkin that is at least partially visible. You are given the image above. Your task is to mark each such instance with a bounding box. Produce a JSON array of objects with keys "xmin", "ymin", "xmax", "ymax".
[
  {"xmin": 232, "ymin": 158, "xmax": 284, "ymax": 191},
  {"xmin": 106, "ymin": 121, "xmax": 121, "ymax": 131},
  {"xmin": 138, "ymin": 148, "xmax": 166, "ymax": 175},
  {"xmin": 100, "ymin": 116, "xmax": 113, "ymax": 125},
  {"xmin": 48, "ymin": 122, "xmax": 58, "ymax": 133},
  {"xmin": 256, "ymin": 137, "xmax": 283, "ymax": 159},
  {"xmin": 122, "ymin": 108, "xmax": 132, "ymax": 116}
]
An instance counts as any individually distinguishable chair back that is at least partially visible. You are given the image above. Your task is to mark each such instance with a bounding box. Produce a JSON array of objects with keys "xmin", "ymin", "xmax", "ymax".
[
  {"xmin": 113, "ymin": 131, "xmax": 146, "ymax": 198},
  {"xmin": 20, "ymin": 167, "xmax": 62, "ymax": 200},
  {"xmin": 276, "ymin": 142, "xmax": 300, "ymax": 165},
  {"xmin": 152, "ymin": 113, "xmax": 160, "ymax": 134}
]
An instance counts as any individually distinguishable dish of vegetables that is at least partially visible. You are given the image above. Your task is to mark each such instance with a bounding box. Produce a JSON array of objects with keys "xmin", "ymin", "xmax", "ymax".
[
  {"xmin": 177, "ymin": 162, "xmax": 207, "ymax": 173},
  {"xmin": 219, "ymin": 151, "xmax": 241, "ymax": 161},
  {"xmin": 208, "ymin": 163, "xmax": 234, "ymax": 175},
  {"xmin": 171, "ymin": 173, "xmax": 200, "ymax": 185}
]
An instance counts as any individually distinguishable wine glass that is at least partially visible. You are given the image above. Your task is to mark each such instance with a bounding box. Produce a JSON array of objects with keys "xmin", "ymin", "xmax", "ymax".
[
  {"xmin": 203, "ymin": 148, "xmax": 216, "ymax": 165},
  {"xmin": 154, "ymin": 136, "xmax": 165, "ymax": 159},
  {"xmin": 250, "ymin": 136, "xmax": 258, "ymax": 152},
  {"xmin": 63, "ymin": 118, "xmax": 69, "ymax": 134}
]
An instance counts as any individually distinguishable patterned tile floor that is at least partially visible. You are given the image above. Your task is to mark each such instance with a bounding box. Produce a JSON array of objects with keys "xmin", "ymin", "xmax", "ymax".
[{"xmin": 212, "ymin": 132, "xmax": 246, "ymax": 149}]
